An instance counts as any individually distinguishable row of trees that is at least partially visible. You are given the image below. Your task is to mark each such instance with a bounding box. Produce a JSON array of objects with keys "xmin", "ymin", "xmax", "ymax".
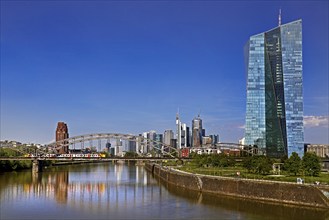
[
  {"xmin": 0, "ymin": 148, "xmax": 32, "ymax": 171},
  {"xmin": 284, "ymin": 152, "xmax": 321, "ymax": 176},
  {"xmin": 191, "ymin": 152, "xmax": 321, "ymax": 176},
  {"xmin": 243, "ymin": 155, "xmax": 272, "ymax": 175},
  {"xmin": 192, "ymin": 153, "xmax": 236, "ymax": 168}
]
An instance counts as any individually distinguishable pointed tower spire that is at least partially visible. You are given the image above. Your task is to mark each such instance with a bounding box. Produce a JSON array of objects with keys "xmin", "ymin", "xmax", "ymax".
[
  {"xmin": 278, "ymin": 8, "xmax": 282, "ymax": 26},
  {"xmin": 176, "ymin": 108, "xmax": 180, "ymax": 120}
]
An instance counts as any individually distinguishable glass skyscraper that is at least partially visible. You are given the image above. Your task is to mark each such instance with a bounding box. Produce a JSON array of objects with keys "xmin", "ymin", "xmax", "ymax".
[{"xmin": 244, "ymin": 19, "xmax": 304, "ymax": 158}]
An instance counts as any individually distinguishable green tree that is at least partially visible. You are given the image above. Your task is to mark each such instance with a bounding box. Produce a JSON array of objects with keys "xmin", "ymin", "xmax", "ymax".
[
  {"xmin": 284, "ymin": 152, "xmax": 302, "ymax": 176},
  {"xmin": 302, "ymin": 152, "xmax": 321, "ymax": 177},
  {"xmin": 243, "ymin": 156, "xmax": 253, "ymax": 173},
  {"xmin": 254, "ymin": 156, "xmax": 272, "ymax": 175},
  {"xmin": 193, "ymin": 154, "xmax": 205, "ymax": 167},
  {"xmin": 204, "ymin": 155, "xmax": 212, "ymax": 167},
  {"xmin": 243, "ymin": 156, "xmax": 272, "ymax": 175},
  {"xmin": 210, "ymin": 154, "xmax": 220, "ymax": 167},
  {"xmin": 218, "ymin": 154, "xmax": 235, "ymax": 167}
]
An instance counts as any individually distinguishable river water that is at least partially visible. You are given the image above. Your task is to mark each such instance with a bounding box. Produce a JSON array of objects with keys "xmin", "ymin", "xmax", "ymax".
[{"xmin": 0, "ymin": 162, "xmax": 328, "ymax": 220}]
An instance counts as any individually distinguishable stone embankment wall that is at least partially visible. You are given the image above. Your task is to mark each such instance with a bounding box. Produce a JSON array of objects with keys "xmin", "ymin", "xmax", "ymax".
[{"xmin": 145, "ymin": 163, "xmax": 329, "ymax": 209}]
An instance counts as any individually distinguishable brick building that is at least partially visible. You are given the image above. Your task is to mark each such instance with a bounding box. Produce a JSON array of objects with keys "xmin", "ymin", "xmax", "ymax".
[{"xmin": 56, "ymin": 122, "xmax": 69, "ymax": 154}]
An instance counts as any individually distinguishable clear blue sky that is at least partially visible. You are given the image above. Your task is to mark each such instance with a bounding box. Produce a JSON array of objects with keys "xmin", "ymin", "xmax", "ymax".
[{"xmin": 1, "ymin": 0, "xmax": 328, "ymax": 144}]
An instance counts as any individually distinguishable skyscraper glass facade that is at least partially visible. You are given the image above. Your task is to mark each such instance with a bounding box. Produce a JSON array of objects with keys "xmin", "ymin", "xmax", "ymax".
[{"xmin": 245, "ymin": 20, "xmax": 304, "ymax": 158}]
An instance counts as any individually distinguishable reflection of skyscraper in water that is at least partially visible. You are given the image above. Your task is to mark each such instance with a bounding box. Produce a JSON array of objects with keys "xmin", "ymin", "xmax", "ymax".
[
  {"xmin": 192, "ymin": 115, "xmax": 203, "ymax": 147},
  {"xmin": 143, "ymin": 169, "xmax": 148, "ymax": 185},
  {"xmin": 135, "ymin": 165, "xmax": 147, "ymax": 185},
  {"xmin": 136, "ymin": 165, "xmax": 139, "ymax": 183},
  {"xmin": 54, "ymin": 171, "xmax": 69, "ymax": 204},
  {"xmin": 115, "ymin": 163, "xmax": 123, "ymax": 183},
  {"xmin": 129, "ymin": 164, "xmax": 136, "ymax": 182}
]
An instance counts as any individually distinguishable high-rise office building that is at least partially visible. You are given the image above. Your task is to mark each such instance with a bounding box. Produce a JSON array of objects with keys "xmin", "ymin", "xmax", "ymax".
[
  {"xmin": 192, "ymin": 115, "xmax": 203, "ymax": 147},
  {"xmin": 186, "ymin": 126, "xmax": 190, "ymax": 147},
  {"xmin": 155, "ymin": 134, "xmax": 163, "ymax": 154},
  {"xmin": 124, "ymin": 140, "xmax": 136, "ymax": 152},
  {"xmin": 136, "ymin": 134, "xmax": 143, "ymax": 154},
  {"xmin": 244, "ymin": 14, "xmax": 304, "ymax": 158},
  {"xmin": 176, "ymin": 113, "xmax": 189, "ymax": 149},
  {"xmin": 115, "ymin": 139, "xmax": 123, "ymax": 156},
  {"xmin": 55, "ymin": 122, "xmax": 69, "ymax": 154},
  {"xmin": 141, "ymin": 132, "xmax": 148, "ymax": 154},
  {"xmin": 180, "ymin": 123, "xmax": 188, "ymax": 148},
  {"xmin": 106, "ymin": 142, "xmax": 111, "ymax": 152},
  {"xmin": 209, "ymin": 134, "xmax": 220, "ymax": 145},
  {"xmin": 147, "ymin": 130, "xmax": 157, "ymax": 153},
  {"xmin": 164, "ymin": 130, "xmax": 174, "ymax": 146},
  {"xmin": 176, "ymin": 112, "xmax": 182, "ymax": 149},
  {"xmin": 163, "ymin": 130, "xmax": 174, "ymax": 152}
]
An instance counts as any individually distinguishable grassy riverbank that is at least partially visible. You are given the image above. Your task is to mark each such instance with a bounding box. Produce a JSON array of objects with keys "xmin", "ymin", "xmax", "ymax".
[{"xmin": 169, "ymin": 161, "xmax": 329, "ymax": 185}]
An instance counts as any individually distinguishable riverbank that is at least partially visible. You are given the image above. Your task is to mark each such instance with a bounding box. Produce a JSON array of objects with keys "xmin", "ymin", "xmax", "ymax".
[{"xmin": 145, "ymin": 163, "xmax": 329, "ymax": 209}]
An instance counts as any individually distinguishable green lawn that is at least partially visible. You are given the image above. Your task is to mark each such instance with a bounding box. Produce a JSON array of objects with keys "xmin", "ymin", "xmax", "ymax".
[{"xmin": 175, "ymin": 162, "xmax": 329, "ymax": 185}]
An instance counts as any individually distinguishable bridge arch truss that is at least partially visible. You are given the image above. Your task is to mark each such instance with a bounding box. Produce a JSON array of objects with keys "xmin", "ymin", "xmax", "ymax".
[{"xmin": 46, "ymin": 133, "xmax": 178, "ymax": 158}]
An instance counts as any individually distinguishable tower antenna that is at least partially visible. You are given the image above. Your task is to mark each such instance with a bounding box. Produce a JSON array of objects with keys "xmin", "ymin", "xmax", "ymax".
[{"xmin": 278, "ymin": 8, "xmax": 282, "ymax": 26}]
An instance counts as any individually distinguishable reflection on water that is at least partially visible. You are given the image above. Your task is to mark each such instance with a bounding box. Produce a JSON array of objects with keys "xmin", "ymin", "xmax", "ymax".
[
  {"xmin": 1, "ymin": 163, "xmax": 154, "ymax": 205},
  {"xmin": 0, "ymin": 163, "xmax": 328, "ymax": 220}
]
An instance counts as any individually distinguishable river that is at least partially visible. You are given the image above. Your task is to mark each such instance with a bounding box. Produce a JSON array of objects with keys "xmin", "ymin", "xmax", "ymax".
[{"xmin": 0, "ymin": 162, "xmax": 328, "ymax": 220}]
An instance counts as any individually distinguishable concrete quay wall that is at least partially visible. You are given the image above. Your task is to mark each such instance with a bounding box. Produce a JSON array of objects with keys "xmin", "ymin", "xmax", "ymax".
[{"xmin": 145, "ymin": 163, "xmax": 329, "ymax": 209}]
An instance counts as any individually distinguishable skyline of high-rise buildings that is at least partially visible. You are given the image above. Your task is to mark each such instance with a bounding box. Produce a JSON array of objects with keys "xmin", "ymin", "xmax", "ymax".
[{"xmin": 244, "ymin": 18, "xmax": 304, "ymax": 158}]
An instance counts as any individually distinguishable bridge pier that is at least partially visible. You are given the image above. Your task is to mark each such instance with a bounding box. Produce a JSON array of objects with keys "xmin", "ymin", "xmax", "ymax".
[{"xmin": 32, "ymin": 159, "xmax": 42, "ymax": 173}]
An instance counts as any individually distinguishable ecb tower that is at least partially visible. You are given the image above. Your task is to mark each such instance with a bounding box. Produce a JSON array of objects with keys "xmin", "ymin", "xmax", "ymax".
[{"xmin": 244, "ymin": 14, "xmax": 304, "ymax": 158}]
